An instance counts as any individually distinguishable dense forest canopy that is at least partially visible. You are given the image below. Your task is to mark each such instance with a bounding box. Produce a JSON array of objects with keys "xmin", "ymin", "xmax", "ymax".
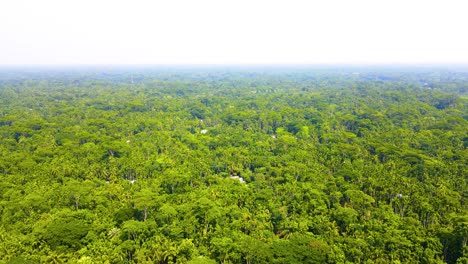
[{"xmin": 0, "ymin": 66, "xmax": 466, "ymax": 263}]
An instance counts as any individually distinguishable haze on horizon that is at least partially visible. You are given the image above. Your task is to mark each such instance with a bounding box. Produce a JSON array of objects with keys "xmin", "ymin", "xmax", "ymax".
[{"xmin": 1, "ymin": 0, "xmax": 467, "ymax": 66}]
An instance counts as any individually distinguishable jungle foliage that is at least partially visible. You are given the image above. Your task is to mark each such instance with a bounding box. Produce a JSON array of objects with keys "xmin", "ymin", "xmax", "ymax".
[{"xmin": 0, "ymin": 66, "xmax": 466, "ymax": 263}]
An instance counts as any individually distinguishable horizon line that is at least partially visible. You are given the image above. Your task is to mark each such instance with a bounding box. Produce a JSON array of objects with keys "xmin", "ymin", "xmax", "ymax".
[{"xmin": 1, "ymin": 62, "xmax": 468, "ymax": 67}]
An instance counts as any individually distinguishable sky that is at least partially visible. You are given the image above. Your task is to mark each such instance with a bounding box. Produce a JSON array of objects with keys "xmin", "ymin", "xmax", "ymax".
[{"xmin": 1, "ymin": 0, "xmax": 468, "ymax": 65}]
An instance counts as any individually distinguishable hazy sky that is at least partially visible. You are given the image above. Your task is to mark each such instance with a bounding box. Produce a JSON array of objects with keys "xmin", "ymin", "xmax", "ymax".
[{"xmin": 1, "ymin": 0, "xmax": 467, "ymax": 65}]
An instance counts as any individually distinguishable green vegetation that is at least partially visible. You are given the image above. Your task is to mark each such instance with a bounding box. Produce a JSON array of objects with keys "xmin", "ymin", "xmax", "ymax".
[{"xmin": 0, "ymin": 66, "xmax": 466, "ymax": 263}]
